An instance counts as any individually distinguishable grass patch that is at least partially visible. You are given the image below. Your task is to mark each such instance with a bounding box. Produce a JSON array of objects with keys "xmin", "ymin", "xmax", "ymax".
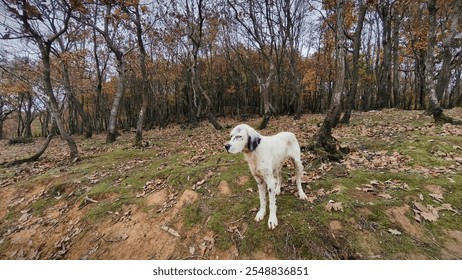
[
  {"xmin": 394, "ymin": 138, "xmax": 452, "ymax": 167},
  {"xmin": 2, "ymin": 110, "xmax": 461, "ymax": 260},
  {"xmin": 31, "ymin": 197, "xmax": 58, "ymax": 216},
  {"xmin": 84, "ymin": 197, "xmax": 137, "ymax": 221},
  {"xmin": 183, "ymin": 202, "xmax": 203, "ymax": 228}
]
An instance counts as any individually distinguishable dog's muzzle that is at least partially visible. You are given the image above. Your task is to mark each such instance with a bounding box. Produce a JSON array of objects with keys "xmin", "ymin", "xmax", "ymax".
[{"xmin": 225, "ymin": 144, "xmax": 231, "ymax": 152}]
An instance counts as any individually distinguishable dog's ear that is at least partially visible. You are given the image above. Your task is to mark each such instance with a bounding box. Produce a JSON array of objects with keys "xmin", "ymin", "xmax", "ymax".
[
  {"xmin": 246, "ymin": 126, "xmax": 261, "ymax": 152},
  {"xmin": 248, "ymin": 135, "xmax": 261, "ymax": 152}
]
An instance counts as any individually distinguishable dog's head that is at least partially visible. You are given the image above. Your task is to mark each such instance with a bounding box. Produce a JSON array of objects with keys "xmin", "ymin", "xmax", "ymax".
[{"xmin": 225, "ymin": 124, "xmax": 261, "ymax": 154}]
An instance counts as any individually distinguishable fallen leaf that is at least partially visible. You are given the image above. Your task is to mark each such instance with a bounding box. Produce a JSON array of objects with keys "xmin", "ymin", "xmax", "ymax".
[
  {"xmin": 203, "ymin": 235, "xmax": 215, "ymax": 244},
  {"xmin": 414, "ymin": 202, "xmax": 428, "ymax": 213},
  {"xmin": 199, "ymin": 243, "xmax": 208, "ymax": 256},
  {"xmin": 317, "ymin": 188, "xmax": 326, "ymax": 197},
  {"xmin": 195, "ymin": 179, "xmax": 206, "ymax": 186},
  {"xmin": 327, "ymin": 184, "xmax": 343, "ymax": 194},
  {"xmin": 356, "ymin": 185, "xmax": 376, "ymax": 193},
  {"xmin": 306, "ymin": 195, "xmax": 317, "ymax": 203},
  {"xmin": 413, "ymin": 202, "xmax": 439, "ymax": 222},
  {"xmin": 325, "ymin": 200, "xmax": 344, "ymax": 212},
  {"xmin": 378, "ymin": 193, "xmax": 392, "ymax": 199},
  {"xmin": 370, "ymin": 180, "xmax": 380, "ymax": 186},
  {"xmin": 429, "ymin": 193, "xmax": 444, "ymax": 202},
  {"xmin": 420, "ymin": 211, "xmax": 438, "ymax": 222},
  {"xmin": 119, "ymin": 233, "xmax": 129, "ymax": 241},
  {"xmin": 388, "ymin": 228, "xmax": 402, "ymax": 235},
  {"xmin": 160, "ymin": 225, "xmax": 180, "ymax": 238},
  {"xmin": 18, "ymin": 213, "xmax": 31, "ymax": 223}
]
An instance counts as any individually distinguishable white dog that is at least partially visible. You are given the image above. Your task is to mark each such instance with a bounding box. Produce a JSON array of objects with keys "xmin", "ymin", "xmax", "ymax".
[{"xmin": 225, "ymin": 124, "xmax": 308, "ymax": 229}]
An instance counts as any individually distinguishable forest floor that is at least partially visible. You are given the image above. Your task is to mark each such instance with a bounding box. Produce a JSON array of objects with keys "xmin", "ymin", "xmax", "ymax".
[{"xmin": 0, "ymin": 109, "xmax": 462, "ymax": 260}]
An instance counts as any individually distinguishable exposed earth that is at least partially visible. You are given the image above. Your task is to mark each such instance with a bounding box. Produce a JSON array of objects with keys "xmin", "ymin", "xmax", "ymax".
[{"xmin": 1, "ymin": 109, "xmax": 461, "ymax": 259}]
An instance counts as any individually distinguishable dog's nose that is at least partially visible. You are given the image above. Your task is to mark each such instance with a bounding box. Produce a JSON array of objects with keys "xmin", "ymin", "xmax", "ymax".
[{"xmin": 225, "ymin": 144, "xmax": 231, "ymax": 151}]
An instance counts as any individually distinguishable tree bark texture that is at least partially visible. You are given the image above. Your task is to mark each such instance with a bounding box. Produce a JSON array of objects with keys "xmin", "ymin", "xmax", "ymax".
[{"xmin": 106, "ymin": 55, "xmax": 125, "ymax": 143}]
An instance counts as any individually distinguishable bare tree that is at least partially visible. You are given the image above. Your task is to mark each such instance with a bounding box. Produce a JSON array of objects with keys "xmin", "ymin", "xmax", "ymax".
[
  {"xmin": 228, "ymin": 0, "xmax": 278, "ymax": 129},
  {"xmin": 280, "ymin": 0, "xmax": 307, "ymax": 120},
  {"xmin": 311, "ymin": 0, "xmax": 346, "ymax": 160},
  {"xmin": 55, "ymin": 36, "xmax": 93, "ymax": 138},
  {"xmin": 186, "ymin": 0, "xmax": 223, "ymax": 130},
  {"xmin": 375, "ymin": 0, "xmax": 393, "ymax": 110},
  {"xmin": 0, "ymin": 0, "xmax": 79, "ymax": 161},
  {"xmin": 121, "ymin": 3, "xmax": 152, "ymax": 146},
  {"xmin": 75, "ymin": 1, "xmax": 133, "ymax": 143},
  {"xmin": 340, "ymin": 0, "xmax": 368, "ymax": 124}
]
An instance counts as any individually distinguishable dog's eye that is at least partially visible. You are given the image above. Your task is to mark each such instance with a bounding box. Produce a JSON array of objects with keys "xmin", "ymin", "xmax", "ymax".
[{"xmin": 234, "ymin": 136, "xmax": 243, "ymax": 140}]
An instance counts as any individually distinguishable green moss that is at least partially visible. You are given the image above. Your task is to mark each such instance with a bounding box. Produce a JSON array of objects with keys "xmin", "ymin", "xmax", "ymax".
[
  {"xmin": 4, "ymin": 209, "xmax": 21, "ymax": 221},
  {"xmin": 183, "ymin": 202, "xmax": 203, "ymax": 228},
  {"xmin": 208, "ymin": 211, "xmax": 232, "ymax": 250},
  {"xmin": 393, "ymin": 137, "xmax": 457, "ymax": 167},
  {"xmin": 2, "ymin": 110, "xmax": 461, "ymax": 260},
  {"xmin": 84, "ymin": 197, "xmax": 137, "ymax": 221},
  {"xmin": 31, "ymin": 197, "xmax": 58, "ymax": 216}
]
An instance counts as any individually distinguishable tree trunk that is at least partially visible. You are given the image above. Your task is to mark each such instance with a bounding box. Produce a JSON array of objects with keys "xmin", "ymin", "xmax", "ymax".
[
  {"xmin": 92, "ymin": 25, "xmax": 107, "ymax": 133},
  {"xmin": 187, "ymin": 0, "xmax": 222, "ymax": 131},
  {"xmin": 192, "ymin": 67, "xmax": 223, "ymax": 130},
  {"xmin": 24, "ymin": 91, "xmax": 33, "ymax": 138},
  {"xmin": 436, "ymin": 47, "xmax": 452, "ymax": 107},
  {"xmin": 0, "ymin": 99, "xmax": 4, "ymax": 139},
  {"xmin": 311, "ymin": 0, "xmax": 346, "ymax": 161},
  {"xmin": 435, "ymin": 0, "xmax": 461, "ymax": 109},
  {"xmin": 40, "ymin": 46, "xmax": 79, "ymax": 161},
  {"xmin": 424, "ymin": 0, "xmax": 461, "ymax": 125},
  {"xmin": 2, "ymin": 134, "xmax": 54, "ymax": 167},
  {"xmin": 375, "ymin": 0, "xmax": 392, "ymax": 109},
  {"xmin": 391, "ymin": 12, "xmax": 400, "ymax": 108},
  {"xmin": 134, "ymin": 44, "xmax": 149, "ymax": 147},
  {"xmin": 257, "ymin": 65, "xmax": 275, "ymax": 130},
  {"xmin": 184, "ymin": 84, "xmax": 199, "ymax": 127},
  {"xmin": 123, "ymin": 4, "xmax": 151, "ymax": 147},
  {"xmin": 106, "ymin": 54, "xmax": 125, "ymax": 143},
  {"xmin": 61, "ymin": 61, "xmax": 93, "ymax": 139},
  {"xmin": 340, "ymin": 0, "xmax": 367, "ymax": 124},
  {"xmin": 257, "ymin": 80, "xmax": 272, "ymax": 129}
]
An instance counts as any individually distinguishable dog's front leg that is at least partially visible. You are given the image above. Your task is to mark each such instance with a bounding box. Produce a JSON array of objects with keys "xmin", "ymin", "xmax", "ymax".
[
  {"xmin": 255, "ymin": 181, "xmax": 267, "ymax": 222},
  {"xmin": 266, "ymin": 176, "xmax": 278, "ymax": 229}
]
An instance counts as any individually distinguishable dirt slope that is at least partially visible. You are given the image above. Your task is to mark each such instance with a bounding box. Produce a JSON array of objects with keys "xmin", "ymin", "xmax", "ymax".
[{"xmin": 1, "ymin": 109, "xmax": 461, "ymax": 259}]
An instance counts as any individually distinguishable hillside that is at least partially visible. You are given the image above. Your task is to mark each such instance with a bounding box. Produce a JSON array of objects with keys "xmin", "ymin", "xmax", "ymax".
[{"xmin": 0, "ymin": 109, "xmax": 461, "ymax": 260}]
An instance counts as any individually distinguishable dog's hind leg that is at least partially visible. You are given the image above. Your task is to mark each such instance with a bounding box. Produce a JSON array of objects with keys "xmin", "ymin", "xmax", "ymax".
[
  {"xmin": 293, "ymin": 158, "xmax": 308, "ymax": 200},
  {"xmin": 275, "ymin": 167, "xmax": 282, "ymax": 195},
  {"xmin": 265, "ymin": 175, "xmax": 279, "ymax": 229}
]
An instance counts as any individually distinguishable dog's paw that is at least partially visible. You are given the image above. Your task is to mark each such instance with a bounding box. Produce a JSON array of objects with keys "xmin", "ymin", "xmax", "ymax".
[
  {"xmin": 275, "ymin": 186, "xmax": 281, "ymax": 195},
  {"xmin": 298, "ymin": 192, "xmax": 308, "ymax": 200},
  {"xmin": 255, "ymin": 210, "xmax": 266, "ymax": 222},
  {"xmin": 267, "ymin": 215, "xmax": 278, "ymax": 229}
]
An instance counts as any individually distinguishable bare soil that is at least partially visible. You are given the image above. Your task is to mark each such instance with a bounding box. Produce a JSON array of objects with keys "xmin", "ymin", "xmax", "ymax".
[{"xmin": 1, "ymin": 109, "xmax": 462, "ymax": 259}]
